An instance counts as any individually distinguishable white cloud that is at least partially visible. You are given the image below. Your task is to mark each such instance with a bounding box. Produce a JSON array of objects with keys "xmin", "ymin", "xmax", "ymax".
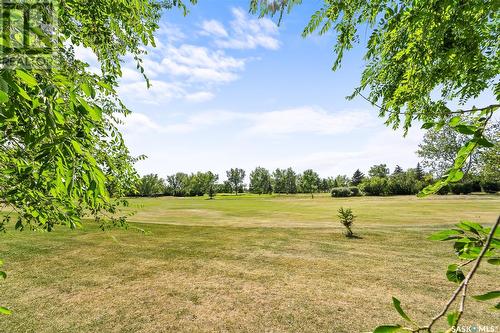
[
  {"xmin": 118, "ymin": 110, "xmax": 239, "ymax": 134},
  {"xmin": 156, "ymin": 22, "xmax": 186, "ymax": 42},
  {"xmin": 118, "ymin": 80, "xmax": 184, "ymax": 105},
  {"xmin": 115, "ymin": 8, "xmax": 281, "ymax": 105},
  {"xmin": 244, "ymin": 107, "xmax": 376, "ymax": 136},
  {"xmin": 184, "ymin": 91, "xmax": 215, "ymax": 103},
  {"xmin": 208, "ymin": 8, "xmax": 280, "ymax": 50},
  {"xmin": 118, "ymin": 40, "xmax": 247, "ymax": 103},
  {"xmin": 157, "ymin": 44, "xmax": 246, "ymax": 83},
  {"xmin": 118, "ymin": 107, "xmax": 376, "ymax": 136},
  {"xmin": 200, "ymin": 20, "xmax": 228, "ymax": 38},
  {"xmin": 72, "ymin": 45, "xmax": 100, "ymax": 74},
  {"xmin": 115, "ymin": 113, "xmax": 162, "ymax": 133}
]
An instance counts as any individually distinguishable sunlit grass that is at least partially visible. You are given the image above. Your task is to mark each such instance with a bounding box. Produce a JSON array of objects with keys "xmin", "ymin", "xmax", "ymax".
[{"xmin": 1, "ymin": 194, "xmax": 499, "ymax": 332}]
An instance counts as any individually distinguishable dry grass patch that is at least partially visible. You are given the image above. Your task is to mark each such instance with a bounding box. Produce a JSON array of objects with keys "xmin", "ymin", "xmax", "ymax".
[{"xmin": 1, "ymin": 195, "xmax": 499, "ymax": 332}]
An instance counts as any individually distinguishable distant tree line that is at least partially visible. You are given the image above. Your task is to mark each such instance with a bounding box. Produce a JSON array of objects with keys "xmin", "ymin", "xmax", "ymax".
[{"xmin": 132, "ymin": 162, "xmax": 499, "ymax": 198}]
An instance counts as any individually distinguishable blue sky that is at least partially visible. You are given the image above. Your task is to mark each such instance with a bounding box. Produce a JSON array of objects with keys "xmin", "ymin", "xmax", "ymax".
[{"xmin": 78, "ymin": 1, "xmax": 428, "ymax": 180}]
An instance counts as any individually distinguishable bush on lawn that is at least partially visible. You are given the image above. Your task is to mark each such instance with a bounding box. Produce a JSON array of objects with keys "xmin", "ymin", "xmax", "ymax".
[{"xmin": 331, "ymin": 187, "xmax": 352, "ymax": 197}]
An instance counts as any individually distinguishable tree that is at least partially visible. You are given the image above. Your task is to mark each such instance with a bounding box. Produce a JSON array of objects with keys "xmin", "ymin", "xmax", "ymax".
[
  {"xmin": 387, "ymin": 170, "xmax": 423, "ymax": 195},
  {"xmin": 226, "ymin": 168, "xmax": 245, "ymax": 195},
  {"xmin": 187, "ymin": 172, "xmax": 206, "ymax": 196},
  {"xmin": 417, "ymin": 121, "xmax": 499, "ymax": 177},
  {"xmin": 351, "ymin": 169, "xmax": 365, "ymax": 186},
  {"xmin": 415, "ymin": 163, "xmax": 424, "ymax": 181},
  {"xmin": 360, "ymin": 177, "xmax": 388, "ymax": 196},
  {"xmin": 337, "ymin": 207, "xmax": 356, "ymax": 238},
  {"xmin": 0, "ymin": 0, "xmax": 194, "ymax": 232},
  {"xmin": 272, "ymin": 168, "xmax": 287, "ymax": 193},
  {"xmin": 273, "ymin": 167, "xmax": 298, "ymax": 194},
  {"xmin": 318, "ymin": 178, "xmax": 331, "ymax": 192},
  {"xmin": 136, "ymin": 174, "xmax": 166, "ymax": 197},
  {"xmin": 217, "ymin": 180, "xmax": 233, "ymax": 194},
  {"xmin": 479, "ymin": 141, "xmax": 500, "ymax": 183},
  {"xmin": 284, "ymin": 167, "xmax": 297, "ymax": 194},
  {"xmin": 299, "ymin": 169, "xmax": 320, "ymax": 198},
  {"xmin": 249, "ymin": 167, "xmax": 272, "ymax": 194},
  {"xmin": 393, "ymin": 165, "xmax": 403, "ymax": 175},
  {"xmin": 203, "ymin": 172, "xmax": 219, "ymax": 199},
  {"xmin": 166, "ymin": 172, "xmax": 189, "ymax": 197},
  {"xmin": 368, "ymin": 164, "xmax": 389, "ymax": 178},
  {"xmin": 333, "ymin": 175, "xmax": 350, "ymax": 187},
  {"xmin": 477, "ymin": 132, "xmax": 500, "ymax": 192}
]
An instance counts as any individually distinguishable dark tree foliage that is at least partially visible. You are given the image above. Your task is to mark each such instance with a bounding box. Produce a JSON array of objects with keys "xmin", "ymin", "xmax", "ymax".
[
  {"xmin": 393, "ymin": 165, "xmax": 403, "ymax": 175},
  {"xmin": 351, "ymin": 169, "xmax": 365, "ymax": 186},
  {"xmin": 415, "ymin": 163, "xmax": 424, "ymax": 181}
]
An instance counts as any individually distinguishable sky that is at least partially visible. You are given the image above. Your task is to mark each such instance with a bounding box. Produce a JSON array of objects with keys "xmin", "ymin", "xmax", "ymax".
[{"xmin": 78, "ymin": 0, "xmax": 429, "ymax": 180}]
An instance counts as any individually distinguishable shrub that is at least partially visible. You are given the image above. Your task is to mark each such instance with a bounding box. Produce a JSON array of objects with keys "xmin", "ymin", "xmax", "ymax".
[
  {"xmin": 469, "ymin": 179, "xmax": 482, "ymax": 192},
  {"xmin": 331, "ymin": 187, "xmax": 352, "ymax": 197},
  {"xmin": 481, "ymin": 181, "xmax": 499, "ymax": 193},
  {"xmin": 337, "ymin": 207, "xmax": 355, "ymax": 238},
  {"xmin": 450, "ymin": 182, "xmax": 474, "ymax": 195},
  {"xmin": 462, "ymin": 182, "xmax": 474, "ymax": 194},
  {"xmin": 349, "ymin": 186, "xmax": 361, "ymax": 196},
  {"xmin": 360, "ymin": 177, "xmax": 388, "ymax": 196},
  {"xmin": 436, "ymin": 185, "xmax": 450, "ymax": 195}
]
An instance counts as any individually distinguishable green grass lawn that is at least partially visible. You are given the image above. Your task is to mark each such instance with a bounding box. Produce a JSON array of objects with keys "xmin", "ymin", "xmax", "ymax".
[{"xmin": 1, "ymin": 194, "xmax": 499, "ymax": 332}]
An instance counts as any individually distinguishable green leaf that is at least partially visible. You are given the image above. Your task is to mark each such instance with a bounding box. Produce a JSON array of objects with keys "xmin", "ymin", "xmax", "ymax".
[
  {"xmin": 15, "ymin": 69, "xmax": 38, "ymax": 87},
  {"xmin": 448, "ymin": 116, "xmax": 461, "ymax": 127},
  {"xmin": 428, "ymin": 229, "xmax": 463, "ymax": 241},
  {"xmin": 454, "ymin": 125, "xmax": 476, "ymax": 135},
  {"xmin": 474, "ymin": 137, "xmax": 494, "ymax": 148},
  {"xmin": 77, "ymin": 96, "xmax": 102, "ymax": 121},
  {"xmin": 0, "ymin": 90, "xmax": 8, "ymax": 103},
  {"xmin": 458, "ymin": 245, "xmax": 483, "ymax": 260},
  {"xmin": 97, "ymin": 80, "xmax": 113, "ymax": 91},
  {"xmin": 0, "ymin": 307, "xmax": 11, "ymax": 315},
  {"xmin": 418, "ymin": 180, "xmax": 446, "ymax": 197},
  {"xmin": 421, "ymin": 122, "xmax": 434, "ymax": 129},
  {"xmin": 71, "ymin": 140, "xmax": 83, "ymax": 155},
  {"xmin": 0, "ymin": 271, "xmax": 6, "ymax": 279},
  {"xmin": 14, "ymin": 84, "xmax": 31, "ymax": 101},
  {"xmin": 373, "ymin": 325, "xmax": 403, "ymax": 333},
  {"xmin": 81, "ymin": 83, "xmax": 95, "ymax": 98},
  {"xmin": 392, "ymin": 297, "xmax": 413, "ymax": 323},
  {"xmin": 446, "ymin": 264, "xmax": 465, "ymax": 283},
  {"xmin": 53, "ymin": 110, "xmax": 65, "ymax": 124},
  {"xmin": 456, "ymin": 221, "xmax": 485, "ymax": 235},
  {"xmin": 447, "ymin": 311, "xmax": 459, "ymax": 326},
  {"xmin": 472, "ymin": 291, "xmax": 500, "ymax": 301},
  {"xmin": 447, "ymin": 169, "xmax": 464, "ymax": 182}
]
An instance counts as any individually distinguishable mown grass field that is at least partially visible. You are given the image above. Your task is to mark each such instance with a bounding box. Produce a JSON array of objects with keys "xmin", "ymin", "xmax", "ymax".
[{"xmin": 1, "ymin": 194, "xmax": 499, "ymax": 332}]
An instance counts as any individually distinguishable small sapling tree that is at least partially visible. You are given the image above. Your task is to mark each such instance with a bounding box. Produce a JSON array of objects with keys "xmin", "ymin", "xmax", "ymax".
[{"xmin": 337, "ymin": 207, "xmax": 356, "ymax": 238}]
